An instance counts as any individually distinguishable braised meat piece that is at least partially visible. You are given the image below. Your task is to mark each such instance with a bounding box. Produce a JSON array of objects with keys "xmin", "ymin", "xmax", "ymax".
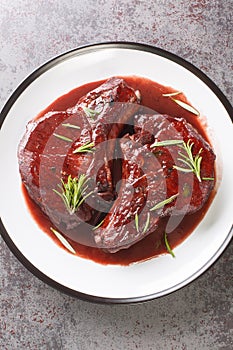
[
  {"xmin": 94, "ymin": 114, "xmax": 215, "ymax": 252},
  {"xmin": 133, "ymin": 114, "xmax": 215, "ymax": 215},
  {"xmin": 18, "ymin": 110, "xmax": 93, "ymax": 229},
  {"xmin": 93, "ymin": 136, "xmax": 162, "ymax": 252},
  {"xmin": 73, "ymin": 76, "xmax": 140, "ymax": 113},
  {"xmin": 18, "ymin": 78, "xmax": 140, "ymax": 230}
]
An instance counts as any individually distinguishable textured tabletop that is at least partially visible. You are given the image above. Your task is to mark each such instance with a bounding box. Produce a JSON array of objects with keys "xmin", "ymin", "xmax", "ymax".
[{"xmin": 0, "ymin": 1, "xmax": 232, "ymax": 349}]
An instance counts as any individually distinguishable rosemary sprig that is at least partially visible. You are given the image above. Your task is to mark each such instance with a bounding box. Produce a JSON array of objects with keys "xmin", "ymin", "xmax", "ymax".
[
  {"xmin": 134, "ymin": 212, "xmax": 151, "ymax": 234},
  {"xmin": 150, "ymin": 139, "xmax": 183, "ymax": 148},
  {"xmin": 53, "ymin": 133, "xmax": 73, "ymax": 142},
  {"xmin": 53, "ymin": 174, "xmax": 93, "ymax": 214},
  {"xmin": 82, "ymin": 106, "xmax": 100, "ymax": 119},
  {"xmin": 171, "ymin": 98, "xmax": 200, "ymax": 116},
  {"xmin": 50, "ymin": 227, "xmax": 76, "ymax": 254},
  {"xmin": 162, "ymin": 91, "xmax": 182, "ymax": 97},
  {"xmin": 62, "ymin": 123, "xmax": 80, "ymax": 129},
  {"xmin": 173, "ymin": 140, "xmax": 202, "ymax": 182},
  {"xmin": 164, "ymin": 232, "xmax": 175, "ymax": 258},
  {"xmin": 73, "ymin": 141, "xmax": 95, "ymax": 154},
  {"xmin": 150, "ymin": 193, "xmax": 179, "ymax": 212}
]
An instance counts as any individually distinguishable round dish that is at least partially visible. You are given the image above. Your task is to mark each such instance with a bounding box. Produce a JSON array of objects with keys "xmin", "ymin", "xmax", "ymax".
[{"xmin": 0, "ymin": 42, "xmax": 232, "ymax": 303}]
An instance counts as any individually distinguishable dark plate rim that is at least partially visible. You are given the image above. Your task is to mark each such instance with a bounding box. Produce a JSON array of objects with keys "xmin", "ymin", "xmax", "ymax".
[{"xmin": 0, "ymin": 41, "xmax": 232, "ymax": 304}]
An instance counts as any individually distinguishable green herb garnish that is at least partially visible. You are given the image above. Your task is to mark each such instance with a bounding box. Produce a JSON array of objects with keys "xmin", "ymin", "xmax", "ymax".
[
  {"xmin": 173, "ymin": 140, "xmax": 202, "ymax": 182},
  {"xmin": 50, "ymin": 227, "xmax": 76, "ymax": 254},
  {"xmin": 162, "ymin": 91, "xmax": 182, "ymax": 97},
  {"xmin": 142, "ymin": 213, "xmax": 151, "ymax": 234},
  {"xmin": 163, "ymin": 90, "xmax": 200, "ymax": 115},
  {"xmin": 182, "ymin": 183, "xmax": 191, "ymax": 198},
  {"xmin": 73, "ymin": 141, "xmax": 95, "ymax": 154},
  {"xmin": 150, "ymin": 193, "xmax": 179, "ymax": 212},
  {"xmin": 93, "ymin": 219, "xmax": 105, "ymax": 231},
  {"xmin": 135, "ymin": 213, "xmax": 139, "ymax": 232},
  {"xmin": 171, "ymin": 98, "xmax": 200, "ymax": 116},
  {"xmin": 164, "ymin": 232, "xmax": 175, "ymax": 258},
  {"xmin": 53, "ymin": 174, "xmax": 93, "ymax": 214},
  {"xmin": 150, "ymin": 139, "xmax": 183, "ymax": 148},
  {"xmin": 53, "ymin": 133, "xmax": 73, "ymax": 142},
  {"xmin": 82, "ymin": 106, "xmax": 100, "ymax": 119},
  {"xmin": 202, "ymin": 177, "xmax": 214, "ymax": 181},
  {"xmin": 62, "ymin": 123, "xmax": 80, "ymax": 129},
  {"xmin": 134, "ymin": 212, "xmax": 151, "ymax": 234}
]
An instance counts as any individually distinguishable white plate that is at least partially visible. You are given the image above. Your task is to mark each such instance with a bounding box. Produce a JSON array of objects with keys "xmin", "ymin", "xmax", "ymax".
[{"xmin": 0, "ymin": 42, "xmax": 232, "ymax": 303}]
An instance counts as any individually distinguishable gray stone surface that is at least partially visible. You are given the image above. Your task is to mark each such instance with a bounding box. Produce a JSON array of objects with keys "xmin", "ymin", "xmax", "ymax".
[{"xmin": 0, "ymin": 0, "xmax": 232, "ymax": 349}]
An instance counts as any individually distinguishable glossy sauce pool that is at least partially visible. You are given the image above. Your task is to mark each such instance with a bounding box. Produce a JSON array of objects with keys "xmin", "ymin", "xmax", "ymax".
[{"xmin": 22, "ymin": 76, "xmax": 216, "ymax": 265}]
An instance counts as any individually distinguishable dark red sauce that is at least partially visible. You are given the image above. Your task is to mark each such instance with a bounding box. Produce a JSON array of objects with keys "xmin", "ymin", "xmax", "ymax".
[{"xmin": 22, "ymin": 76, "xmax": 216, "ymax": 265}]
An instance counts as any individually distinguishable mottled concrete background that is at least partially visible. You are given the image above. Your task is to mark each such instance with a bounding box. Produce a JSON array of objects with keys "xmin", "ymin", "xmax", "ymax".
[{"xmin": 0, "ymin": 0, "xmax": 232, "ymax": 349}]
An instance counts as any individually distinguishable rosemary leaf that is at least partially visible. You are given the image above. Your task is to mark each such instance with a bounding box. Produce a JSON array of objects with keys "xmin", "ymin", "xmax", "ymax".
[
  {"xmin": 150, "ymin": 139, "xmax": 183, "ymax": 148},
  {"xmin": 135, "ymin": 213, "xmax": 139, "ymax": 232},
  {"xmin": 82, "ymin": 106, "xmax": 100, "ymax": 119},
  {"xmin": 177, "ymin": 157, "xmax": 194, "ymax": 169},
  {"xmin": 150, "ymin": 193, "xmax": 179, "ymax": 212},
  {"xmin": 73, "ymin": 141, "xmax": 96, "ymax": 154},
  {"xmin": 196, "ymin": 156, "xmax": 202, "ymax": 182},
  {"xmin": 171, "ymin": 98, "xmax": 200, "ymax": 116},
  {"xmin": 162, "ymin": 91, "xmax": 182, "ymax": 97},
  {"xmin": 53, "ymin": 133, "xmax": 73, "ymax": 142},
  {"xmin": 202, "ymin": 177, "xmax": 214, "ymax": 181},
  {"xmin": 77, "ymin": 190, "xmax": 94, "ymax": 207},
  {"xmin": 173, "ymin": 165, "xmax": 193, "ymax": 173},
  {"xmin": 142, "ymin": 212, "xmax": 151, "ymax": 234},
  {"xmin": 53, "ymin": 188, "xmax": 64, "ymax": 200},
  {"xmin": 93, "ymin": 219, "xmax": 105, "ymax": 231},
  {"xmin": 164, "ymin": 232, "xmax": 175, "ymax": 258},
  {"xmin": 50, "ymin": 227, "xmax": 76, "ymax": 254},
  {"xmin": 62, "ymin": 123, "xmax": 80, "ymax": 129}
]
